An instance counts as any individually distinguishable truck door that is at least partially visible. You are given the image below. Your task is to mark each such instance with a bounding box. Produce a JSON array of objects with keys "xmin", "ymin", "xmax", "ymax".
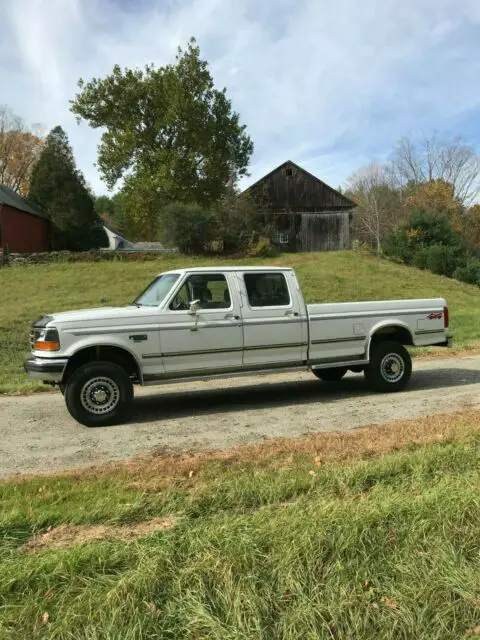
[
  {"xmin": 238, "ymin": 270, "xmax": 307, "ymax": 367},
  {"xmin": 159, "ymin": 272, "xmax": 243, "ymax": 375}
]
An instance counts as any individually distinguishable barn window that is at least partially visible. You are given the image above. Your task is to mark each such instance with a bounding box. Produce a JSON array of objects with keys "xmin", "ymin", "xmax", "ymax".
[
  {"xmin": 285, "ymin": 167, "xmax": 294, "ymax": 178},
  {"xmin": 273, "ymin": 231, "xmax": 289, "ymax": 244}
]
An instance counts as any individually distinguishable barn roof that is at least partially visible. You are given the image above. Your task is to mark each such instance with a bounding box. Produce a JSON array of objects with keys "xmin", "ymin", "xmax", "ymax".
[
  {"xmin": 0, "ymin": 184, "xmax": 48, "ymax": 220},
  {"xmin": 243, "ymin": 160, "xmax": 357, "ymax": 209}
]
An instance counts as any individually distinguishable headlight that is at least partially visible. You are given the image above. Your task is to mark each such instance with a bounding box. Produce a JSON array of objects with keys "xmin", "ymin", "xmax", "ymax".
[{"xmin": 31, "ymin": 327, "xmax": 60, "ymax": 351}]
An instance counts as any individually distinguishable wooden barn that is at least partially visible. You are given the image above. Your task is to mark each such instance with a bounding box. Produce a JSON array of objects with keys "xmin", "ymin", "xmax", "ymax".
[
  {"xmin": 0, "ymin": 185, "xmax": 50, "ymax": 253},
  {"xmin": 243, "ymin": 160, "xmax": 357, "ymax": 252}
]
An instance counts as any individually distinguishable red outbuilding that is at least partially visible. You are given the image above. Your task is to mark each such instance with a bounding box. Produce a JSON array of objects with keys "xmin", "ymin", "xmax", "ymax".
[{"xmin": 0, "ymin": 184, "xmax": 50, "ymax": 253}]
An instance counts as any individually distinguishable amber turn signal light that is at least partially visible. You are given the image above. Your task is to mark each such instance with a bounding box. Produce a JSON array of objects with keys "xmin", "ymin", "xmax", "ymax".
[{"xmin": 34, "ymin": 341, "xmax": 60, "ymax": 351}]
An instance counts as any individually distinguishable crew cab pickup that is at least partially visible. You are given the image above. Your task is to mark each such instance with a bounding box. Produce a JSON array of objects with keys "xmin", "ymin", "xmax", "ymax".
[{"xmin": 25, "ymin": 266, "xmax": 451, "ymax": 426}]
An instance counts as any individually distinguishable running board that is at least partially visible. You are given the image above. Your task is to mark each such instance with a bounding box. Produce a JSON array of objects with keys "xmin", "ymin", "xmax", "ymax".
[
  {"xmin": 142, "ymin": 358, "xmax": 370, "ymax": 387},
  {"xmin": 310, "ymin": 358, "xmax": 369, "ymax": 370},
  {"xmin": 142, "ymin": 365, "xmax": 310, "ymax": 386}
]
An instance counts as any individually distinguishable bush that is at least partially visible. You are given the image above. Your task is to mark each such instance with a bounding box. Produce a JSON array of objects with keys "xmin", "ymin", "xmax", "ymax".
[
  {"xmin": 212, "ymin": 193, "xmax": 261, "ymax": 254},
  {"xmin": 414, "ymin": 245, "xmax": 464, "ymax": 277},
  {"xmin": 423, "ymin": 244, "xmax": 465, "ymax": 277},
  {"xmin": 412, "ymin": 247, "xmax": 429, "ymax": 270},
  {"xmin": 247, "ymin": 236, "xmax": 278, "ymax": 258},
  {"xmin": 384, "ymin": 210, "xmax": 463, "ymax": 265},
  {"xmin": 383, "ymin": 230, "xmax": 416, "ymax": 264},
  {"xmin": 453, "ymin": 260, "xmax": 480, "ymax": 285},
  {"xmin": 159, "ymin": 203, "xmax": 215, "ymax": 254},
  {"xmin": 408, "ymin": 210, "xmax": 461, "ymax": 246}
]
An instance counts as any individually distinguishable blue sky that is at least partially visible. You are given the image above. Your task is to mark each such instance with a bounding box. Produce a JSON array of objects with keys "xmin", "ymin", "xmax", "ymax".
[{"xmin": 2, "ymin": 0, "xmax": 480, "ymax": 195}]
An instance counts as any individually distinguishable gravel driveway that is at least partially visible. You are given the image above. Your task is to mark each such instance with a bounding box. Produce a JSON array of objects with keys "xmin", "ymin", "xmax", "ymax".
[{"xmin": 1, "ymin": 355, "xmax": 479, "ymax": 477}]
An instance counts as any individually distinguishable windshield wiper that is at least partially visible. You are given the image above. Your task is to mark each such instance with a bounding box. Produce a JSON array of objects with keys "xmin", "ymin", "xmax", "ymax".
[{"xmin": 129, "ymin": 302, "xmax": 143, "ymax": 307}]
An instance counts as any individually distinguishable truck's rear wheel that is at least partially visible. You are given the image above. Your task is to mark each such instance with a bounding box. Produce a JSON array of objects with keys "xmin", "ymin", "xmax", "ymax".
[
  {"xmin": 364, "ymin": 341, "xmax": 412, "ymax": 392},
  {"xmin": 64, "ymin": 361, "xmax": 133, "ymax": 427},
  {"xmin": 312, "ymin": 367, "xmax": 348, "ymax": 382}
]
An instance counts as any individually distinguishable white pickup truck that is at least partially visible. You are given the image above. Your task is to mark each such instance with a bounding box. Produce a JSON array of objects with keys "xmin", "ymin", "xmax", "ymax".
[{"xmin": 25, "ymin": 266, "xmax": 451, "ymax": 426}]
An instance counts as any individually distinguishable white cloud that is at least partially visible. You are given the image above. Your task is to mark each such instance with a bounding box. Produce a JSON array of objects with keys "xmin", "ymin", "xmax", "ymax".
[{"xmin": 2, "ymin": 0, "xmax": 480, "ymax": 195}]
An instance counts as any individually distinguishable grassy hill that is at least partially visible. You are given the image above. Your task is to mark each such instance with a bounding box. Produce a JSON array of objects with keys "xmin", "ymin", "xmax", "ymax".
[
  {"xmin": 1, "ymin": 411, "xmax": 479, "ymax": 639},
  {"xmin": 1, "ymin": 251, "xmax": 480, "ymax": 393}
]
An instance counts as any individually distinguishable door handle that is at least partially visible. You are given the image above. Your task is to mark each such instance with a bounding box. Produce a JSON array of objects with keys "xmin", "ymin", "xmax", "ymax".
[
  {"xmin": 225, "ymin": 313, "xmax": 240, "ymax": 320},
  {"xmin": 285, "ymin": 311, "xmax": 299, "ymax": 317}
]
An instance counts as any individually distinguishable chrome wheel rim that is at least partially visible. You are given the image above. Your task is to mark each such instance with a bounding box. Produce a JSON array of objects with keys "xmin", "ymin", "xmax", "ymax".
[
  {"xmin": 380, "ymin": 353, "xmax": 405, "ymax": 383},
  {"xmin": 80, "ymin": 377, "xmax": 120, "ymax": 415}
]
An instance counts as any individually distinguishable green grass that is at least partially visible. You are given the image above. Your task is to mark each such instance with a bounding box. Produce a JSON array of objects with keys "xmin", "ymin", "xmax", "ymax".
[
  {"xmin": 1, "ymin": 251, "xmax": 480, "ymax": 393},
  {"xmin": 1, "ymin": 414, "xmax": 479, "ymax": 639}
]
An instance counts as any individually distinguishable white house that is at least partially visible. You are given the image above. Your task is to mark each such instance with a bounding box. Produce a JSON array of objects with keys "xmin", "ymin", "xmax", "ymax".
[{"xmin": 103, "ymin": 225, "xmax": 134, "ymax": 251}]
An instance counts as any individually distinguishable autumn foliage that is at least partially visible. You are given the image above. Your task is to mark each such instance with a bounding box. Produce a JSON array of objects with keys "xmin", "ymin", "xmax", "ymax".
[
  {"xmin": 404, "ymin": 179, "xmax": 463, "ymax": 217},
  {"xmin": 0, "ymin": 105, "xmax": 44, "ymax": 196}
]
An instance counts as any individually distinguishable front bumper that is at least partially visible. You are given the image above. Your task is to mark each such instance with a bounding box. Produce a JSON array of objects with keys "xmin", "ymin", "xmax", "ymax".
[{"xmin": 24, "ymin": 357, "xmax": 69, "ymax": 383}]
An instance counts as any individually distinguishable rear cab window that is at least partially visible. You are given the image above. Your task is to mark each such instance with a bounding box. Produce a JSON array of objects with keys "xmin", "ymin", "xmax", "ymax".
[{"xmin": 244, "ymin": 272, "xmax": 291, "ymax": 308}]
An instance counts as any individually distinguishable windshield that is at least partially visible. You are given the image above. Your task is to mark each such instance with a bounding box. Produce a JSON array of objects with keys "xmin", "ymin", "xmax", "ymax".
[{"xmin": 133, "ymin": 273, "xmax": 180, "ymax": 307}]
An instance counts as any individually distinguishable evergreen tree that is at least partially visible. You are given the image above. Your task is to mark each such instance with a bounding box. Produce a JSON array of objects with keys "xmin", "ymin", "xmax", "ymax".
[{"xmin": 29, "ymin": 126, "xmax": 107, "ymax": 250}]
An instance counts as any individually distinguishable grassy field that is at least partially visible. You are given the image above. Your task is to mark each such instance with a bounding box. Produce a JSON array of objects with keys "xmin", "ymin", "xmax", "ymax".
[
  {"xmin": 1, "ymin": 251, "xmax": 480, "ymax": 393},
  {"xmin": 1, "ymin": 411, "xmax": 479, "ymax": 639}
]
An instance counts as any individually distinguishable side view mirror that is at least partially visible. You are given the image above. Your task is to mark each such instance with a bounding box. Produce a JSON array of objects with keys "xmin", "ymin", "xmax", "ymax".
[{"xmin": 189, "ymin": 299, "xmax": 201, "ymax": 315}]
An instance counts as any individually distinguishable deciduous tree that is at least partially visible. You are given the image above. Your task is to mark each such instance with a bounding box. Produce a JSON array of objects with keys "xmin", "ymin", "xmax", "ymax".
[
  {"xmin": 346, "ymin": 163, "xmax": 403, "ymax": 252},
  {"xmin": 404, "ymin": 179, "xmax": 463, "ymax": 217},
  {"xmin": 0, "ymin": 106, "xmax": 44, "ymax": 195},
  {"xmin": 391, "ymin": 134, "xmax": 480, "ymax": 205},
  {"xmin": 70, "ymin": 38, "xmax": 253, "ymax": 233},
  {"xmin": 454, "ymin": 203, "xmax": 480, "ymax": 248}
]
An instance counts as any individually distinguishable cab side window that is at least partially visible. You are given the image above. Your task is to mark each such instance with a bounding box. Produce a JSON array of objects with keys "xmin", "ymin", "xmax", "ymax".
[
  {"xmin": 244, "ymin": 273, "xmax": 290, "ymax": 307},
  {"xmin": 170, "ymin": 274, "xmax": 231, "ymax": 310}
]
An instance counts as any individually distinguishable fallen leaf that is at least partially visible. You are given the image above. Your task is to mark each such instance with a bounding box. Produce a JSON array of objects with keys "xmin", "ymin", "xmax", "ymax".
[
  {"xmin": 144, "ymin": 601, "xmax": 159, "ymax": 616},
  {"xmin": 40, "ymin": 612, "xmax": 49, "ymax": 625},
  {"xmin": 362, "ymin": 579, "xmax": 371, "ymax": 590},
  {"xmin": 370, "ymin": 603, "xmax": 379, "ymax": 610},
  {"xmin": 381, "ymin": 597, "xmax": 398, "ymax": 610},
  {"xmin": 188, "ymin": 470, "xmax": 194, "ymax": 478},
  {"xmin": 44, "ymin": 589, "xmax": 54, "ymax": 599},
  {"xmin": 466, "ymin": 627, "xmax": 480, "ymax": 636},
  {"xmin": 388, "ymin": 530, "xmax": 396, "ymax": 545},
  {"xmin": 308, "ymin": 470, "xmax": 316, "ymax": 477},
  {"xmin": 314, "ymin": 455, "xmax": 322, "ymax": 467}
]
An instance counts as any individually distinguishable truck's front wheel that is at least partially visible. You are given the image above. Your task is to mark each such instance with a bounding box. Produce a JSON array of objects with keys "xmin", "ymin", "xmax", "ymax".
[
  {"xmin": 65, "ymin": 361, "xmax": 133, "ymax": 427},
  {"xmin": 364, "ymin": 341, "xmax": 412, "ymax": 392}
]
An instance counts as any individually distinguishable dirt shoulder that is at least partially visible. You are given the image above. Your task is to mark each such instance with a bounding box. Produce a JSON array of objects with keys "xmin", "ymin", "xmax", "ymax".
[{"xmin": 1, "ymin": 355, "xmax": 479, "ymax": 478}]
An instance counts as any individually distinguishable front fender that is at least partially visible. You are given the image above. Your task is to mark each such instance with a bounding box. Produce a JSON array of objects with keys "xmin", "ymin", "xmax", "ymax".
[{"xmin": 63, "ymin": 335, "xmax": 144, "ymax": 382}]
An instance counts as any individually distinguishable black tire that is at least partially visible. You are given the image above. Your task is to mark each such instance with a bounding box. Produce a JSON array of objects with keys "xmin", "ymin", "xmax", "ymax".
[
  {"xmin": 312, "ymin": 367, "xmax": 348, "ymax": 382},
  {"xmin": 64, "ymin": 361, "xmax": 133, "ymax": 427},
  {"xmin": 364, "ymin": 341, "xmax": 412, "ymax": 393}
]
